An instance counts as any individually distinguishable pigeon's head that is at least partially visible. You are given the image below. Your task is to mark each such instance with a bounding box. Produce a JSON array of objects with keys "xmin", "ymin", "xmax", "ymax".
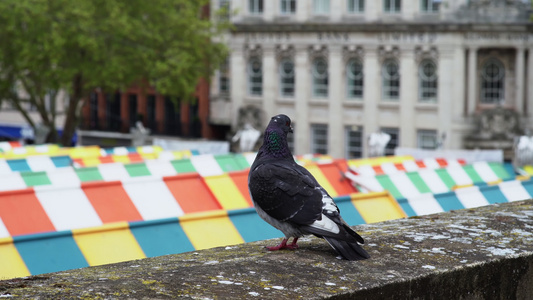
[{"xmin": 268, "ymin": 114, "xmax": 293, "ymax": 134}]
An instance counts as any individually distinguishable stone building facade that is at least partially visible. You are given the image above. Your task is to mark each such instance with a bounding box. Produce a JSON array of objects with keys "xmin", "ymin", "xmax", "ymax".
[{"xmin": 209, "ymin": 0, "xmax": 533, "ymax": 158}]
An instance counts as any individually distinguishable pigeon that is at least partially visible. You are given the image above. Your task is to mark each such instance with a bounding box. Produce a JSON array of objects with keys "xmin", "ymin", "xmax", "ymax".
[{"xmin": 248, "ymin": 114, "xmax": 370, "ymax": 261}]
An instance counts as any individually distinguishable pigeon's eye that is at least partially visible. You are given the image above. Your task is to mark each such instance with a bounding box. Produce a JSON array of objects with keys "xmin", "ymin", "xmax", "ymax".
[{"xmin": 286, "ymin": 121, "xmax": 290, "ymax": 126}]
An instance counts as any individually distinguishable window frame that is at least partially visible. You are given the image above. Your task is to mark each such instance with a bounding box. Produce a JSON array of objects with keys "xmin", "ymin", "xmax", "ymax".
[
  {"xmin": 313, "ymin": 0, "xmax": 330, "ymax": 15},
  {"xmin": 249, "ymin": 0, "xmax": 263, "ymax": 14},
  {"xmin": 347, "ymin": 0, "xmax": 365, "ymax": 13},
  {"xmin": 382, "ymin": 59, "xmax": 400, "ymax": 101},
  {"xmin": 346, "ymin": 58, "xmax": 364, "ymax": 99},
  {"xmin": 311, "ymin": 124, "xmax": 328, "ymax": 154},
  {"xmin": 380, "ymin": 127, "xmax": 399, "ymax": 156},
  {"xmin": 345, "ymin": 125, "xmax": 364, "ymax": 158},
  {"xmin": 383, "ymin": 0, "xmax": 401, "ymax": 13},
  {"xmin": 420, "ymin": 0, "xmax": 440, "ymax": 13},
  {"xmin": 312, "ymin": 57, "xmax": 329, "ymax": 98},
  {"xmin": 418, "ymin": 59, "xmax": 438, "ymax": 103},
  {"xmin": 279, "ymin": 58, "xmax": 295, "ymax": 98},
  {"xmin": 417, "ymin": 129, "xmax": 438, "ymax": 150},
  {"xmin": 247, "ymin": 57, "xmax": 263, "ymax": 96},
  {"xmin": 480, "ymin": 58, "xmax": 505, "ymax": 105},
  {"xmin": 280, "ymin": 0, "xmax": 296, "ymax": 14}
]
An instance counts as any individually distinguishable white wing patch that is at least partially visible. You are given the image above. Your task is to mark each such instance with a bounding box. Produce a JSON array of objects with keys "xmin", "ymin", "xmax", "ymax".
[
  {"xmin": 317, "ymin": 187, "xmax": 338, "ymax": 213},
  {"xmin": 309, "ymin": 214, "xmax": 340, "ymax": 234}
]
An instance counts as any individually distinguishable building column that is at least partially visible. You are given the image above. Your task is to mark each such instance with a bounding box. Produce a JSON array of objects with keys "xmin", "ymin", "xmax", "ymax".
[
  {"xmin": 363, "ymin": 47, "xmax": 380, "ymax": 156},
  {"xmin": 230, "ymin": 46, "xmax": 245, "ymax": 129},
  {"xmin": 328, "ymin": 45, "xmax": 343, "ymax": 158},
  {"xmin": 515, "ymin": 47, "xmax": 525, "ymax": 113},
  {"xmin": 262, "ymin": 45, "xmax": 276, "ymax": 120},
  {"xmin": 437, "ymin": 50, "xmax": 454, "ymax": 150},
  {"xmin": 294, "ymin": 45, "xmax": 310, "ymax": 155},
  {"xmin": 467, "ymin": 47, "xmax": 478, "ymax": 115},
  {"xmin": 528, "ymin": 48, "xmax": 533, "ymax": 119},
  {"xmin": 399, "ymin": 47, "xmax": 417, "ymax": 148}
]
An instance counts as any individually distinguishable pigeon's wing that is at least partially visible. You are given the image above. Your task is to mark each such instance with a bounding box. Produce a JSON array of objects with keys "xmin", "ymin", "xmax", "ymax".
[{"xmin": 248, "ymin": 162, "xmax": 323, "ymax": 224}]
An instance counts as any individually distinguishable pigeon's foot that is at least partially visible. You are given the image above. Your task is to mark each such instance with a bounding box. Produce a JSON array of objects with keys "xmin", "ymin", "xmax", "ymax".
[{"xmin": 266, "ymin": 238, "xmax": 299, "ymax": 251}]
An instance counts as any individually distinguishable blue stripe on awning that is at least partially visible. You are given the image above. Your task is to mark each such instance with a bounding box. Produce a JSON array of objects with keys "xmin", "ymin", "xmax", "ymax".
[
  {"xmin": 13, "ymin": 231, "xmax": 89, "ymax": 275},
  {"xmin": 129, "ymin": 218, "xmax": 195, "ymax": 257}
]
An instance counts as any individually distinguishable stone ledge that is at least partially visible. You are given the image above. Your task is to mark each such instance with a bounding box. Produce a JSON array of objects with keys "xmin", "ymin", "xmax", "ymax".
[{"xmin": 1, "ymin": 200, "xmax": 532, "ymax": 299}]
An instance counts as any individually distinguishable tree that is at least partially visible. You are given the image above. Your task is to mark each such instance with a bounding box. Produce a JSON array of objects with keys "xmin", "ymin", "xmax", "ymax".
[{"xmin": 0, "ymin": 0, "xmax": 229, "ymax": 145}]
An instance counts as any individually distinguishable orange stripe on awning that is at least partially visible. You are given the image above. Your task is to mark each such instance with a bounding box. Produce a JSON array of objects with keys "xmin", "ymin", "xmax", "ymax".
[
  {"xmin": 164, "ymin": 173, "xmax": 222, "ymax": 214},
  {"xmin": 229, "ymin": 170, "xmax": 253, "ymax": 206},
  {"xmin": 0, "ymin": 189, "xmax": 55, "ymax": 236},
  {"xmin": 317, "ymin": 163, "xmax": 358, "ymax": 196},
  {"xmin": 82, "ymin": 181, "xmax": 143, "ymax": 223}
]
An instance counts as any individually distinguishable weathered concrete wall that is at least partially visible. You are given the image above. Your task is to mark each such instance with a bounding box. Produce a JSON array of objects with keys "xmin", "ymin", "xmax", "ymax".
[{"xmin": 1, "ymin": 200, "xmax": 532, "ymax": 299}]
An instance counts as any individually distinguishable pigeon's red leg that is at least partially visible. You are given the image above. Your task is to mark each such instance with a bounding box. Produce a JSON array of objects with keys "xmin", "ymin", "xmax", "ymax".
[
  {"xmin": 266, "ymin": 238, "xmax": 289, "ymax": 251},
  {"xmin": 287, "ymin": 237, "xmax": 299, "ymax": 249},
  {"xmin": 266, "ymin": 238, "xmax": 299, "ymax": 251}
]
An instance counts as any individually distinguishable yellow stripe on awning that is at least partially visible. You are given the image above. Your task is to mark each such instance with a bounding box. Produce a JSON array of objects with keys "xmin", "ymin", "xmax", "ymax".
[
  {"xmin": 351, "ymin": 192, "xmax": 407, "ymax": 223},
  {"xmin": 347, "ymin": 155, "xmax": 414, "ymax": 168},
  {"xmin": 72, "ymin": 222, "xmax": 146, "ymax": 266},
  {"xmin": 0, "ymin": 238, "xmax": 31, "ymax": 279},
  {"xmin": 179, "ymin": 210, "xmax": 244, "ymax": 250},
  {"xmin": 204, "ymin": 175, "xmax": 250, "ymax": 210},
  {"xmin": 305, "ymin": 164, "xmax": 338, "ymax": 197},
  {"xmin": 112, "ymin": 155, "xmax": 131, "ymax": 164}
]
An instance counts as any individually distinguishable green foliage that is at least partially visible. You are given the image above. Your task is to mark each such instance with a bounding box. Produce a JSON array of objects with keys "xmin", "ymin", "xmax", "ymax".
[{"xmin": 0, "ymin": 0, "xmax": 229, "ymax": 144}]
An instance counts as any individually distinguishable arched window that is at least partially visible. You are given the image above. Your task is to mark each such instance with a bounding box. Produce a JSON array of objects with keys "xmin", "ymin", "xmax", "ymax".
[
  {"xmin": 346, "ymin": 58, "xmax": 363, "ymax": 99},
  {"xmin": 382, "ymin": 59, "xmax": 399, "ymax": 100},
  {"xmin": 248, "ymin": 57, "xmax": 262, "ymax": 96},
  {"xmin": 279, "ymin": 58, "xmax": 295, "ymax": 97},
  {"xmin": 312, "ymin": 57, "xmax": 328, "ymax": 98},
  {"xmin": 481, "ymin": 58, "xmax": 504, "ymax": 104},
  {"xmin": 419, "ymin": 59, "xmax": 437, "ymax": 102}
]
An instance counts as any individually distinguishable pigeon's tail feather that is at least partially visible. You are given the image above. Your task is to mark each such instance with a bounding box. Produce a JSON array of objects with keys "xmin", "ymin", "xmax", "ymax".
[
  {"xmin": 323, "ymin": 237, "xmax": 370, "ymax": 261},
  {"xmin": 343, "ymin": 223, "xmax": 365, "ymax": 244}
]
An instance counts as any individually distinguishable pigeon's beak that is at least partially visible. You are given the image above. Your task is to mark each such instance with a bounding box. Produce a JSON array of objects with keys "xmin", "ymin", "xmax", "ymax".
[{"xmin": 289, "ymin": 126, "xmax": 293, "ymax": 133}]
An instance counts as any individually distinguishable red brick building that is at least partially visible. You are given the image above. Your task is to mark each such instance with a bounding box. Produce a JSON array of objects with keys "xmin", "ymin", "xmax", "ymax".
[{"xmin": 80, "ymin": 78, "xmax": 227, "ymax": 141}]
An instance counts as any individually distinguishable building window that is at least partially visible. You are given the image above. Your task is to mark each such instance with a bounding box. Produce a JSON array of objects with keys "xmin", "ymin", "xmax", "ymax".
[
  {"xmin": 219, "ymin": 0, "xmax": 231, "ymax": 20},
  {"xmin": 248, "ymin": 57, "xmax": 263, "ymax": 96},
  {"xmin": 287, "ymin": 123, "xmax": 295, "ymax": 153},
  {"xmin": 347, "ymin": 0, "xmax": 365, "ymax": 13},
  {"xmin": 347, "ymin": 58, "xmax": 364, "ymax": 99},
  {"xmin": 480, "ymin": 58, "xmax": 505, "ymax": 104},
  {"xmin": 381, "ymin": 127, "xmax": 399, "ymax": 156},
  {"xmin": 345, "ymin": 126, "xmax": 363, "ymax": 158},
  {"xmin": 418, "ymin": 130, "xmax": 438, "ymax": 149},
  {"xmin": 249, "ymin": 0, "xmax": 263, "ymax": 14},
  {"xmin": 382, "ymin": 59, "xmax": 400, "ymax": 100},
  {"xmin": 311, "ymin": 124, "xmax": 328, "ymax": 154},
  {"xmin": 146, "ymin": 95, "xmax": 157, "ymax": 133},
  {"xmin": 281, "ymin": 0, "xmax": 296, "ymax": 14},
  {"xmin": 384, "ymin": 0, "xmax": 401, "ymax": 13},
  {"xmin": 312, "ymin": 57, "xmax": 328, "ymax": 98},
  {"xmin": 313, "ymin": 0, "xmax": 330, "ymax": 14},
  {"xmin": 419, "ymin": 59, "xmax": 437, "ymax": 103},
  {"xmin": 279, "ymin": 58, "xmax": 295, "ymax": 97},
  {"xmin": 219, "ymin": 58, "xmax": 230, "ymax": 93},
  {"xmin": 420, "ymin": 0, "xmax": 440, "ymax": 12}
]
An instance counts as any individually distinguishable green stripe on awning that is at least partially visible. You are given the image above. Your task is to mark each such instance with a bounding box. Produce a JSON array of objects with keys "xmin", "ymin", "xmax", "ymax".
[
  {"xmin": 20, "ymin": 171, "xmax": 51, "ymax": 187},
  {"xmin": 488, "ymin": 162, "xmax": 511, "ymax": 180},
  {"xmin": 375, "ymin": 176, "xmax": 403, "ymax": 199},
  {"xmin": 124, "ymin": 163, "xmax": 151, "ymax": 177},
  {"xmin": 462, "ymin": 165, "xmax": 483, "ymax": 183},
  {"xmin": 434, "ymin": 169, "xmax": 456, "ymax": 189},
  {"xmin": 406, "ymin": 172, "xmax": 431, "ymax": 194},
  {"xmin": 171, "ymin": 159, "xmax": 196, "ymax": 173},
  {"xmin": 75, "ymin": 167, "xmax": 104, "ymax": 182}
]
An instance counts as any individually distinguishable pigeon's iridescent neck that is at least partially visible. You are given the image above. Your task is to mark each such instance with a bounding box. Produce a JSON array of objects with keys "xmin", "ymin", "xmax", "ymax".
[{"xmin": 262, "ymin": 129, "xmax": 292, "ymax": 158}]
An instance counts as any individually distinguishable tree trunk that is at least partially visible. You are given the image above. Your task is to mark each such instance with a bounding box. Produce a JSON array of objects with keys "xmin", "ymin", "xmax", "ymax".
[{"xmin": 61, "ymin": 73, "xmax": 84, "ymax": 146}]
